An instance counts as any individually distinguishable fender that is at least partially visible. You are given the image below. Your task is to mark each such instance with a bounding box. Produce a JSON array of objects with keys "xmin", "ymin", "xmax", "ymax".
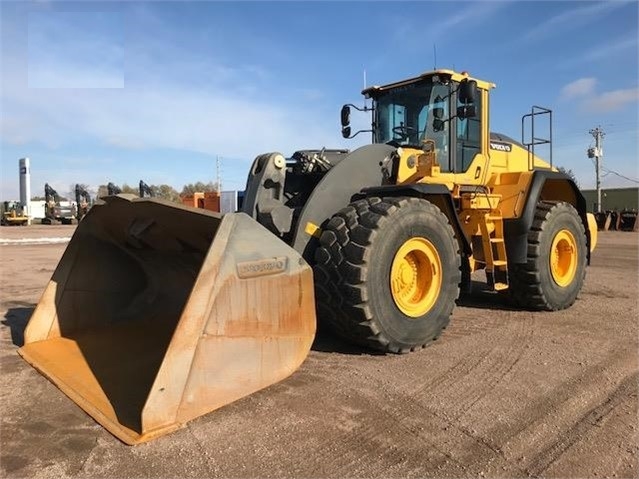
[
  {"xmin": 503, "ymin": 170, "xmax": 591, "ymax": 265},
  {"xmin": 291, "ymin": 144, "xmax": 396, "ymax": 261},
  {"xmin": 359, "ymin": 183, "xmax": 473, "ymax": 256}
]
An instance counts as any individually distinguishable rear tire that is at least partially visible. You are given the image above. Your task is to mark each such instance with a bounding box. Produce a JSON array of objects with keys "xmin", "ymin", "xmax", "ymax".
[
  {"xmin": 509, "ymin": 201, "xmax": 587, "ymax": 310},
  {"xmin": 314, "ymin": 197, "xmax": 461, "ymax": 353}
]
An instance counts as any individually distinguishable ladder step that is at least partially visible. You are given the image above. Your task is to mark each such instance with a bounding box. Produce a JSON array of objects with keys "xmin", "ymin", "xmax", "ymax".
[
  {"xmin": 493, "ymin": 260, "xmax": 508, "ymax": 266},
  {"xmin": 490, "ymin": 238, "xmax": 504, "ymax": 243},
  {"xmin": 487, "ymin": 215, "xmax": 502, "ymax": 221},
  {"xmin": 493, "ymin": 282, "xmax": 509, "ymax": 291}
]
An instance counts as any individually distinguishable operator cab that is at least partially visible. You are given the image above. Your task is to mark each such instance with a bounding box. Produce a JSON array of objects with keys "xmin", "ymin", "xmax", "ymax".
[{"xmin": 341, "ymin": 70, "xmax": 494, "ymax": 176}]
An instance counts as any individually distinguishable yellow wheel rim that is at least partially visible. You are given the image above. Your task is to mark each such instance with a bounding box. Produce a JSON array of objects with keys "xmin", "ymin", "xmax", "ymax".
[
  {"xmin": 550, "ymin": 229, "xmax": 578, "ymax": 287},
  {"xmin": 390, "ymin": 237, "xmax": 442, "ymax": 317}
]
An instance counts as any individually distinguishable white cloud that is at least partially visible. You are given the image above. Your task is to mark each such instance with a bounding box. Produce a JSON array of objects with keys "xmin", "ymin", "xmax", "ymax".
[
  {"xmin": 1, "ymin": 10, "xmax": 345, "ymax": 161},
  {"xmin": 584, "ymin": 88, "xmax": 639, "ymax": 113},
  {"xmin": 560, "ymin": 77, "xmax": 639, "ymax": 113},
  {"xmin": 560, "ymin": 78, "xmax": 597, "ymax": 100},
  {"xmin": 561, "ymin": 35, "xmax": 638, "ymax": 68},
  {"xmin": 378, "ymin": 1, "xmax": 511, "ymax": 70},
  {"xmin": 28, "ymin": 61, "xmax": 125, "ymax": 89},
  {"xmin": 521, "ymin": 1, "xmax": 628, "ymax": 43},
  {"xmin": 27, "ymin": 11, "xmax": 125, "ymax": 88},
  {"xmin": 1, "ymin": 5, "xmax": 351, "ymax": 199},
  {"xmin": 1, "ymin": 80, "xmax": 340, "ymax": 157},
  {"xmin": 435, "ymin": 1, "xmax": 507, "ymax": 32}
]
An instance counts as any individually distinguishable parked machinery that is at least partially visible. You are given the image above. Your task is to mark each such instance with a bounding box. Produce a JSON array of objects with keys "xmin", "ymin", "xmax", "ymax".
[
  {"xmin": 107, "ymin": 182, "xmax": 122, "ymax": 196},
  {"xmin": 1, "ymin": 201, "xmax": 28, "ymax": 226},
  {"xmin": 595, "ymin": 209, "xmax": 638, "ymax": 232},
  {"xmin": 74, "ymin": 185, "xmax": 91, "ymax": 221},
  {"xmin": 42, "ymin": 183, "xmax": 75, "ymax": 225},
  {"xmin": 139, "ymin": 180, "xmax": 154, "ymax": 198},
  {"xmin": 619, "ymin": 210, "xmax": 638, "ymax": 231},
  {"xmin": 19, "ymin": 69, "xmax": 598, "ymax": 444}
]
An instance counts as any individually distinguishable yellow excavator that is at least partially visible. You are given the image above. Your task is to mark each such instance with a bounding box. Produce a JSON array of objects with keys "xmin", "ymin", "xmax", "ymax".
[{"xmin": 19, "ymin": 69, "xmax": 597, "ymax": 444}]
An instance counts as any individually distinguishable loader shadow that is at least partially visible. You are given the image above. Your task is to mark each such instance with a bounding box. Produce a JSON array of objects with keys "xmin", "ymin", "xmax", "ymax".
[
  {"xmin": 51, "ymin": 237, "xmax": 201, "ymax": 435},
  {"xmin": 2, "ymin": 306, "xmax": 35, "ymax": 347},
  {"xmin": 311, "ymin": 325, "xmax": 385, "ymax": 355},
  {"xmin": 455, "ymin": 281, "xmax": 520, "ymax": 311}
]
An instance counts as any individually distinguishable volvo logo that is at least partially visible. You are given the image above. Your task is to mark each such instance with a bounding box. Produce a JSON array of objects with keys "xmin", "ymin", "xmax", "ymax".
[{"xmin": 490, "ymin": 141, "xmax": 512, "ymax": 152}]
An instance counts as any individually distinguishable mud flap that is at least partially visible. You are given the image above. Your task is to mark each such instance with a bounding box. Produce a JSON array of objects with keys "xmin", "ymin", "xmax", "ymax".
[{"xmin": 19, "ymin": 195, "xmax": 316, "ymax": 444}]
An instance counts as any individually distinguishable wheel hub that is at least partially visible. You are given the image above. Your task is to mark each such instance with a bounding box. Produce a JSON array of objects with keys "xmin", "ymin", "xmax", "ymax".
[
  {"xmin": 390, "ymin": 237, "xmax": 442, "ymax": 317},
  {"xmin": 550, "ymin": 229, "xmax": 577, "ymax": 287}
]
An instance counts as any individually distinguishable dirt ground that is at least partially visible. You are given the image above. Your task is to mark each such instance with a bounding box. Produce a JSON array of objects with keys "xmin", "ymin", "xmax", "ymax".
[{"xmin": 1, "ymin": 225, "xmax": 637, "ymax": 479}]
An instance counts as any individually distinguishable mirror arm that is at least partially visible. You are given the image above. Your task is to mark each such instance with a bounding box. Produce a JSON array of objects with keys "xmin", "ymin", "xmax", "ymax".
[
  {"xmin": 345, "ymin": 129, "xmax": 374, "ymax": 139},
  {"xmin": 345, "ymin": 103, "xmax": 374, "ymax": 113}
]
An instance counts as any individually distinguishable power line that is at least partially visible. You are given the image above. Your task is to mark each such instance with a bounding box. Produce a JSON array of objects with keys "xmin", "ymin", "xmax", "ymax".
[{"xmin": 601, "ymin": 167, "xmax": 639, "ymax": 184}]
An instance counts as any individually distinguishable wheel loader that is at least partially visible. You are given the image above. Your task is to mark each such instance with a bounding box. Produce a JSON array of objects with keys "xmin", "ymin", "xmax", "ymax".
[
  {"xmin": 18, "ymin": 69, "xmax": 598, "ymax": 444},
  {"xmin": 1, "ymin": 201, "xmax": 28, "ymax": 226}
]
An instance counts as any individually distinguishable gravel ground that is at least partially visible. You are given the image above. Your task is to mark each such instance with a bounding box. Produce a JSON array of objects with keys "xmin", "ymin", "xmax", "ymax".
[{"xmin": 1, "ymin": 225, "xmax": 637, "ymax": 478}]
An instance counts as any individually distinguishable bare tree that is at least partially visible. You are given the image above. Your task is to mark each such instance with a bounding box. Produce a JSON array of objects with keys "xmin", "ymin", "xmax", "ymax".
[
  {"xmin": 96, "ymin": 185, "xmax": 109, "ymax": 198},
  {"xmin": 153, "ymin": 184, "xmax": 181, "ymax": 202},
  {"xmin": 120, "ymin": 183, "xmax": 138, "ymax": 195},
  {"xmin": 181, "ymin": 181, "xmax": 217, "ymax": 196},
  {"xmin": 557, "ymin": 166, "xmax": 580, "ymax": 188}
]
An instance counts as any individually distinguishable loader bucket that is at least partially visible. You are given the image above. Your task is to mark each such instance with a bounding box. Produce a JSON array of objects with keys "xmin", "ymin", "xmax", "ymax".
[
  {"xmin": 620, "ymin": 211, "xmax": 638, "ymax": 232},
  {"xmin": 594, "ymin": 212, "xmax": 609, "ymax": 231},
  {"xmin": 18, "ymin": 195, "xmax": 316, "ymax": 445}
]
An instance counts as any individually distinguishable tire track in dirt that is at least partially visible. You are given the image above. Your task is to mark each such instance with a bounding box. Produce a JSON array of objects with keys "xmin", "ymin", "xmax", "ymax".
[
  {"xmin": 450, "ymin": 318, "xmax": 534, "ymax": 420},
  {"xmin": 443, "ymin": 311, "xmax": 504, "ymax": 340},
  {"xmin": 339, "ymin": 364, "xmax": 518, "ymax": 475},
  {"xmin": 280, "ymin": 347, "xmax": 513, "ymax": 477},
  {"xmin": 324, "ymin": 315, "xmax": 538, "ymax": 473},
  {"xmin": 454, "ymin": 348, "xmax": 639, "ymax": 476},
  {"xmin": 525, "ymin": 372, "xmax": 638, "ymax": 477},
  {"xmin": 297, "ymin": 310, "xmax": 532, "ymax": 472},
  {"xmin": 188, "ymin": 369, "xmax": 457, "ymax": 478},
  {"xmin": 279, "ymin": 382, "xmax": 455, "ymax": 477},
  {"xmin": 412, "ymin": 316, "xmax": 534, "ymax": 421},
  {"xmin": 303, "ymin": 342, "xmax": 520, "ymax": 474},
  {"xmin": 490, "ymin": 348, "xmax": 634, "ymax": 446}
]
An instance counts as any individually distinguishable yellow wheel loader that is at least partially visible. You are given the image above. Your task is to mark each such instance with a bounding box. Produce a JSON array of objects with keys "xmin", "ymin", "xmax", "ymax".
[
  {"xmin": 1, "ymin": 201, "xmax": 28, "ymax": 226},
  {"xmin": 19, "ymin": 69, "xmax": 597, "ymax": 444}
]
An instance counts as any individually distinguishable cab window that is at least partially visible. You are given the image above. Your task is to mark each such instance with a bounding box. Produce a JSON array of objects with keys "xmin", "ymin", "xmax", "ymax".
[{"xmin": 456, "ymin": 90, "xmax": 482, "ymax": 172}]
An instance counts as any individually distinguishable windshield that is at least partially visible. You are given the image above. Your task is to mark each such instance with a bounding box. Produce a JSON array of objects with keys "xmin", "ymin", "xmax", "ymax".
[{"xmin": 374, "ymin": 80, "xmax": 451, "ymax": 154}]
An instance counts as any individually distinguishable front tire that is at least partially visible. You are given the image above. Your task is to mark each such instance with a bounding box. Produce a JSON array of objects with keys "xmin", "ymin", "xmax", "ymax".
[
  {"xmin": 509, "ymin": 201, "xmax": 587, "ymax": 310},
  {"xmin": 314, "ymin": 197, "xmax": 461, "ymax": 353}
]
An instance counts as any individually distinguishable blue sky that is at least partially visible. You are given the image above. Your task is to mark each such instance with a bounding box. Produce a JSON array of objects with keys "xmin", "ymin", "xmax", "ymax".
[{"xmin": 1, "ymin": 0, "xmax": 637, "ymax": 200}]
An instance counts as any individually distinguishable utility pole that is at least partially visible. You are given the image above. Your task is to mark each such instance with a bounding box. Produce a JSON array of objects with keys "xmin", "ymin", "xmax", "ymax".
[{"xmin": 588, "ymin": 126, "xmax": 605, "ymax": 213}]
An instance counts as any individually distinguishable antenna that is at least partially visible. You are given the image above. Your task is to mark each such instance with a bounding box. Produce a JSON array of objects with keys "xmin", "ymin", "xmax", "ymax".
[
  {"xmin": 363, "ymin": 68, "xmax": 368, "ymax": 109},
  {"xmin": 216, "ymin": 155, "xmax": 221, "ymax": 192},
  {"xmin": 433, "ymin": 44, "xmax": 437, "ymax": 69}
]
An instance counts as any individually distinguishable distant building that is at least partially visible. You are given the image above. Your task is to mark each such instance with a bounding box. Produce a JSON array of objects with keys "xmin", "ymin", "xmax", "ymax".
[
  {"xmin": 581, "ymin": 187, "xmax": 638, "ymax": 212},
  {"xmin": 28, "ymin": 200, "xmax": 46, "ymax": 219},
  {"xmin": 220, "ymin": 190, "xmax": 245, "ymax": 214}
]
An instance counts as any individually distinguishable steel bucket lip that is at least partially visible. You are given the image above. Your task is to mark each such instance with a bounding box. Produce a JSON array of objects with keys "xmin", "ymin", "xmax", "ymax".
[{"xmin": 19, "ymin": 339, "xmax": 179, "ymax": 445}]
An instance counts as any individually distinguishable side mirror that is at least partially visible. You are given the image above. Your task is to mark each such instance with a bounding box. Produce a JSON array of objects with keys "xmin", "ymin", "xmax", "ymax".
[
  {"xmin": 340, "ymin": 105, "xmax": 351, "ymax": 127},
  {"xmin": 457, "ymin": 105, "xmax": 476, "ymax": 119},
  {"xmin": 433, "ymin": 118, "xmax": 445, "ymax": 132},
  {"xmin": 459, "ymin": 79, "xmax": 477, "ymax": 104},
  {"xmin": 341, "ymin": 126, "xmax": 352, "ymax": 138}
]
